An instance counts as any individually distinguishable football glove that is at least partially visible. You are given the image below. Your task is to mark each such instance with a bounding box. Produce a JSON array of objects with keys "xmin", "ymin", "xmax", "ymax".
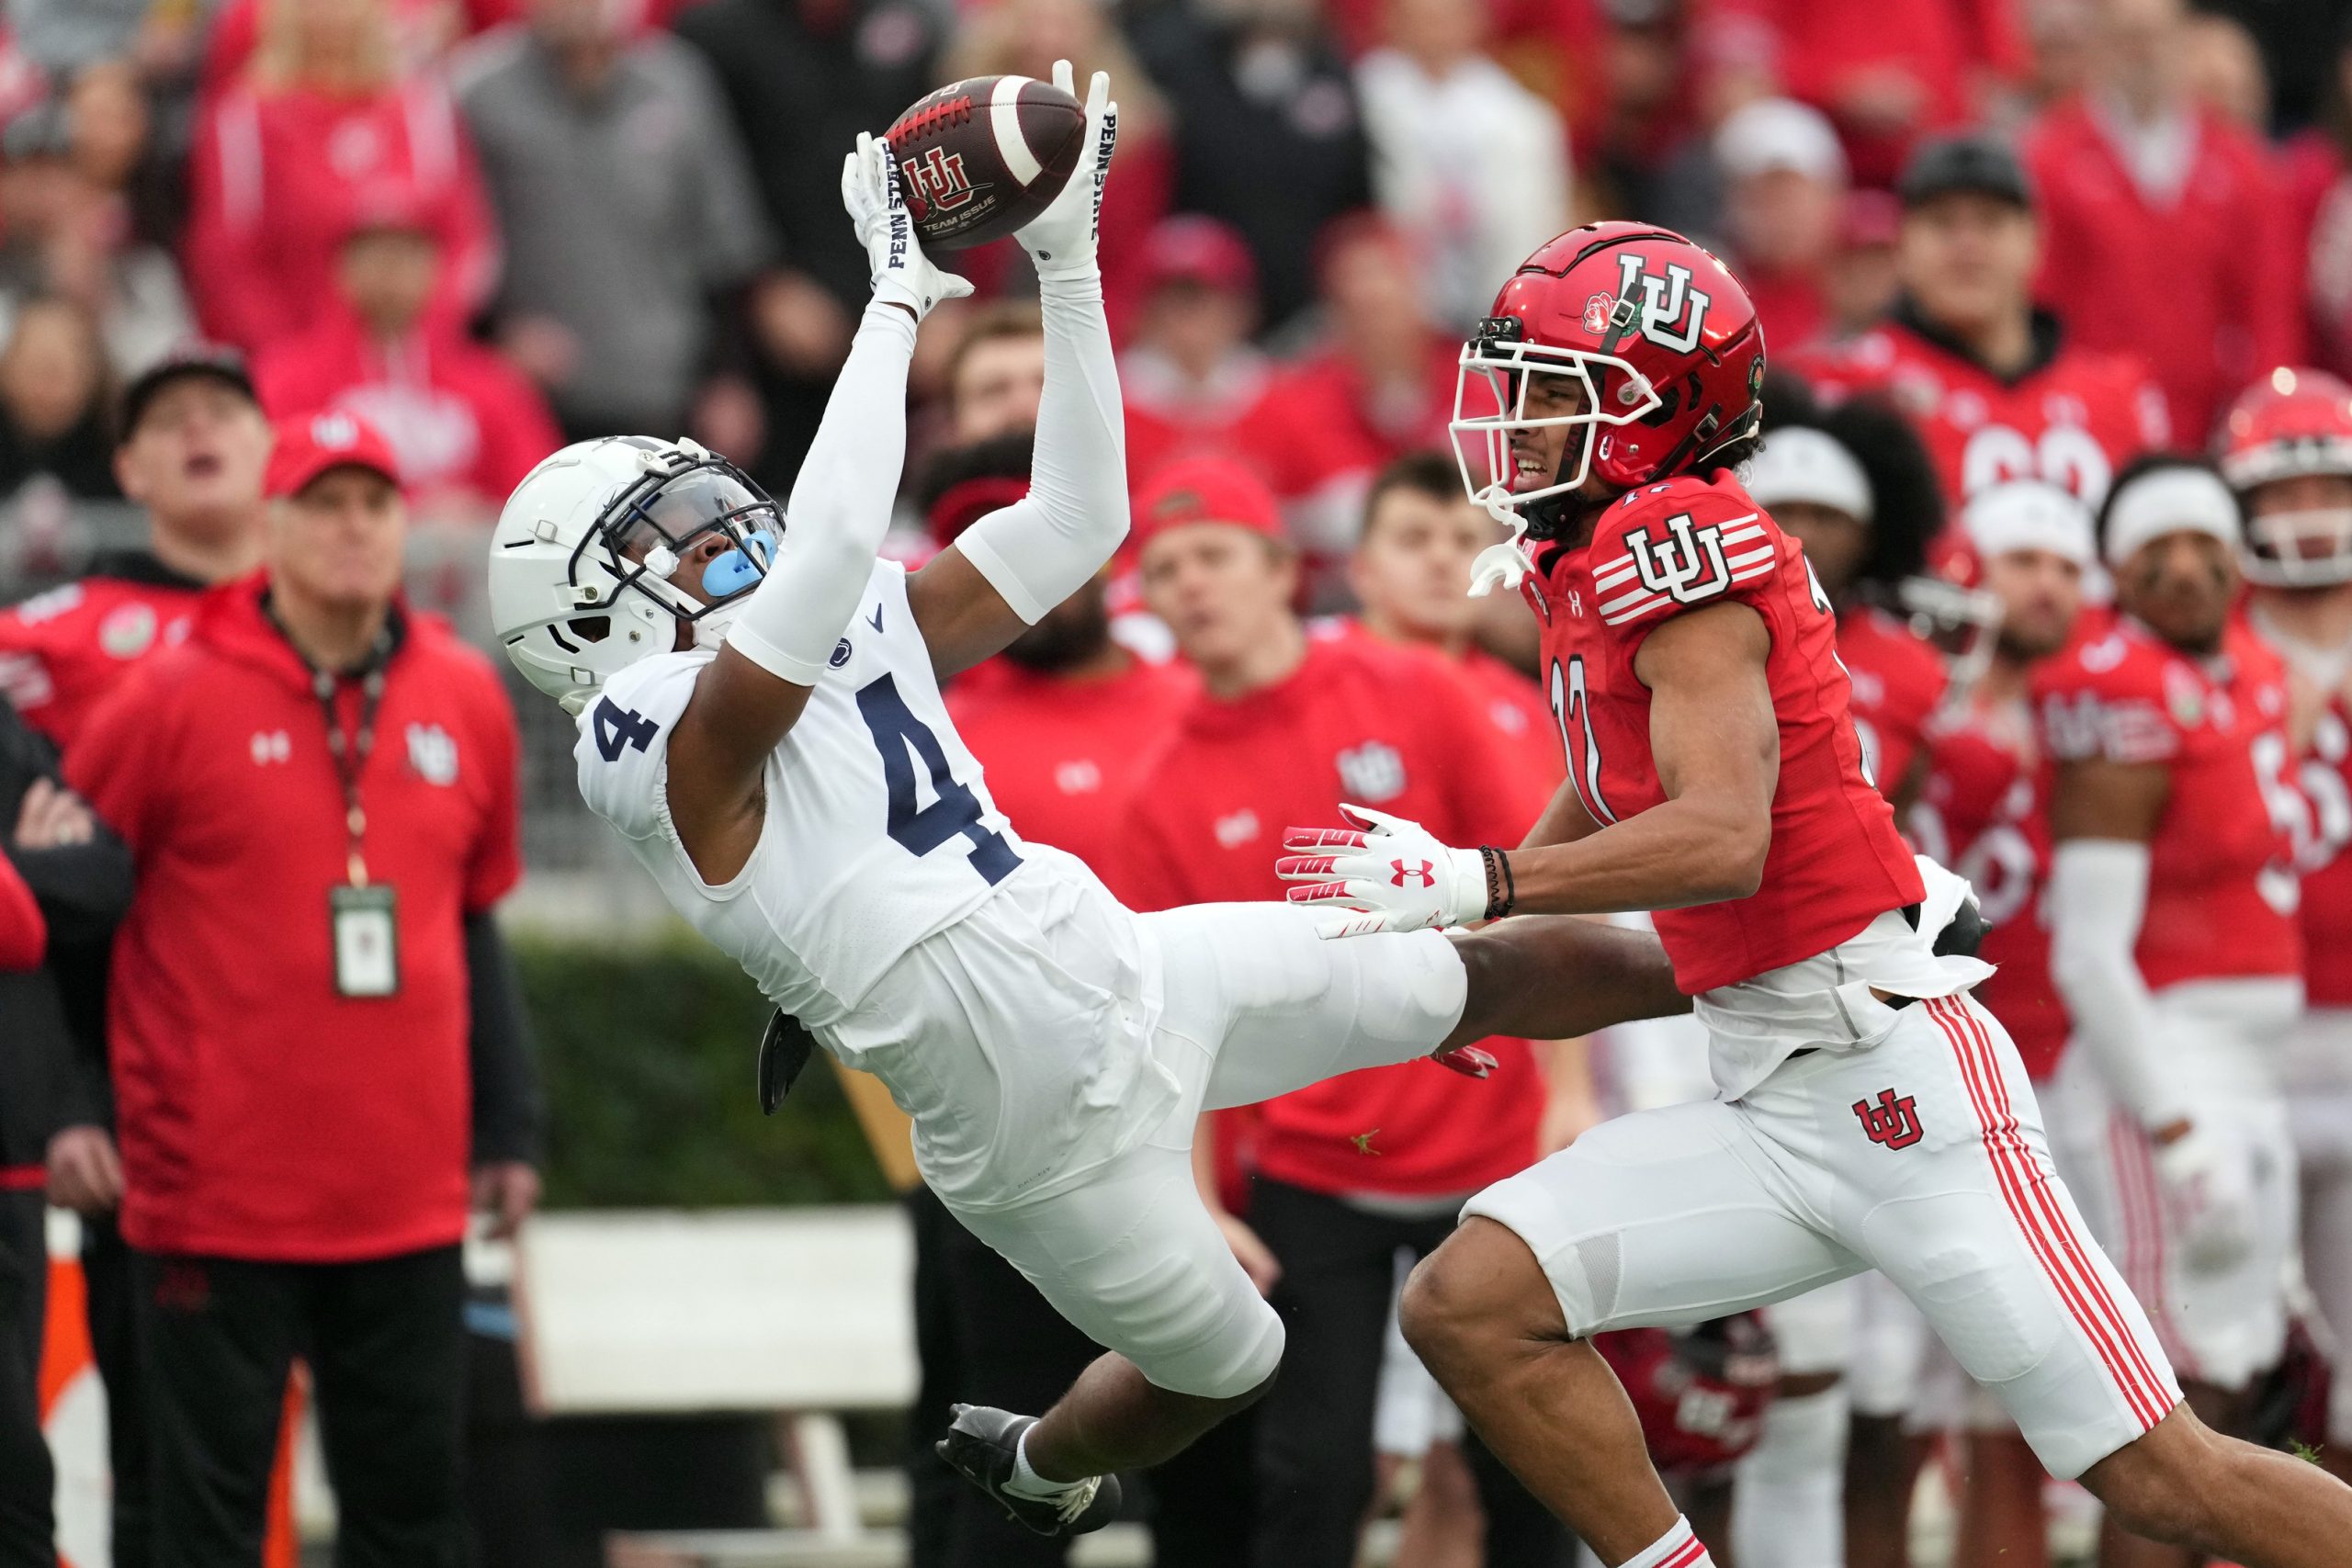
[
  {"xmin": 1276, "ymin": 805, "xmax": 1489, "ymax": 939},
  {"xmin": 1016, "ymin": 62, "xmax": 1117, "ymax": 283},
  {"xmin": 2153, "ymin": 1121, "xmax": 2258, "ymax": 1273},
  {"xmin": 842, "ymin": 132, "xmax": 972, "ymax": 321}
]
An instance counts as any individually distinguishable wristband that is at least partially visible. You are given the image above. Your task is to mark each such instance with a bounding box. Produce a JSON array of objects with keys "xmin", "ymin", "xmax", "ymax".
[{"xmin": 1479, "ymin": 846, "xmax": 1516, "ymax": 921}]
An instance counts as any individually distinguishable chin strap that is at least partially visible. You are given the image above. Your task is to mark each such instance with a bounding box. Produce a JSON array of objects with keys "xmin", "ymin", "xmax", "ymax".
[{"xmin": 1467, "ymin": 497, "xmax": 1535, "ymax": 598}]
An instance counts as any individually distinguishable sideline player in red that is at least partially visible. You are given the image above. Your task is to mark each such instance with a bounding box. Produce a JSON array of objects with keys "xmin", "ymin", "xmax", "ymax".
[
  {"xmin": 1740, "ymin": 404, "xmax": 1956, "ymax": 808},
  {"xmin": 2038, "ymin": 455, "xmax": 2309, "ymax": 1568},
  {"xmin": 1793, "ymin": 134, "xmax": 2169, "ymax": 519},
  {"xmin": 1280, "ymin": 222, "xmax": 2352, "ymax": 1568},
  {"xmin": 1907, "ymin": 479, "xmax": 2095, "ymax": 1568},
  {"xmin": 2220, "ymin": 368, "xmax": 2352, "ymax": 1487}
]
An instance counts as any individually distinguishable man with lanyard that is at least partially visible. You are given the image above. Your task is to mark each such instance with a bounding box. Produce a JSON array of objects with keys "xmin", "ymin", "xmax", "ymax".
[
  {"xmin": 66, "ymin": 412, "xmax": 537, "ymax": 1566},
  {"xmin": 0, "ymin": 345, "xmax": 272, "ymax": 1568}
]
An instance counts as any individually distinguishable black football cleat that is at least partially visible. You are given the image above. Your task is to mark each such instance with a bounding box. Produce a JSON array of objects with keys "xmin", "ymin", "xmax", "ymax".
[{"xmin": 935, "ymin": 1404, "xmax": 1122, "ymax": 1538}]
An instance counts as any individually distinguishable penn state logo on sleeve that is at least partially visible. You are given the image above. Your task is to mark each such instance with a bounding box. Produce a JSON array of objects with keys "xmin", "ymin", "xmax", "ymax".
[{"xmin": 1590, "ymin": 501, "xmax": 1773, "ymax": 626}]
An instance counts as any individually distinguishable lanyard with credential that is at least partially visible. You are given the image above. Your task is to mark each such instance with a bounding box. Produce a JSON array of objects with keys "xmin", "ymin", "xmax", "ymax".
[{"xmin": 276, "ymin": 605, "xmax": 402, "ymax": 998}]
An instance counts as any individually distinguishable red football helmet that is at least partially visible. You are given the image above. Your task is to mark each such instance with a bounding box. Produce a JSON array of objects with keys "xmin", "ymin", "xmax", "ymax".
[
  {"xmin": 2217, "ymin": 367, "xmax": 2352, "ymax": 586},
  {"xmin": 1594, "ymin": 1314, "xmax": 1781, "ymax": 1479},
  {"xmin": 1451, "ymin": 222, "xmax": 1767, "ymax": 531}
]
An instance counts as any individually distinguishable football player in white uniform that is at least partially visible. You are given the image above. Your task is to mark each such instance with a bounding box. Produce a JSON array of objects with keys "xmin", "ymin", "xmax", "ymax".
[{"xmin": 486, "ymin": 72, "xmax": 1686, "ymax": 1539}]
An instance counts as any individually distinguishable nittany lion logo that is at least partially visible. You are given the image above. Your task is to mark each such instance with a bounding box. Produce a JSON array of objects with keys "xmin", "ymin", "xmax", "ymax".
[{"xmin": 1614, "ymin": 254, "xmax": 1712, "ymax": 354}]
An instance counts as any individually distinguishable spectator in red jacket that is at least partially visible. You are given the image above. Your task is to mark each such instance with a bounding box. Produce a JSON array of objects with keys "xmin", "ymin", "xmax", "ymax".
[
  {"xmin": 184, "ymin": 0, "xmax": 499, "ymax": 355},
  {"xmin": 2286, "ymin": 23, "xmax": 2352, "ymax": 382},
  {"xmin": 2023, "ymin": 0, "xmax": 2296, "ymax": 446},
  {"xmin": 68, "ymin": 412, "xmax": 537, "ymax": 1568},
  {"xmin": 1711, "ymin": 0, "xmax": 2027, "ymax": 186},
  {"xmin": 1119, "ymin": 456, "xmax": 1569, "ymax": 1568},
  {"xmin": 255, "ymin": 209, "xmax": 560, "ymax": 525},
  {"xmin": 1272, "ymin": 217, "xmax": 1456, "ymax": 474},
  {"xmin": 1122, "ymin": 217, "xmax": 1373, "ymax": 567}
]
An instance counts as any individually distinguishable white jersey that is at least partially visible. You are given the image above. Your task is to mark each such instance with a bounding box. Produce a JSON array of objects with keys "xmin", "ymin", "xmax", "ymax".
[{"xmin": 577, "ymin": 559, "xmax": 1069, "ymax": 1027}]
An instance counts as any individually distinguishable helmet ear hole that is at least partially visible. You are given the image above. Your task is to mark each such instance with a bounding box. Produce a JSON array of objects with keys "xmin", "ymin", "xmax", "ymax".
[{"xmin": 567, "ymin": 616, "xmax": 613, "ymax": 643}]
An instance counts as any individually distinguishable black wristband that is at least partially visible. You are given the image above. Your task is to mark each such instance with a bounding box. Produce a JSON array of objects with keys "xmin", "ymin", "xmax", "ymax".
[{"xmin": 1479, "ymin": 846, "xmax": 1516, "ymax": 921}]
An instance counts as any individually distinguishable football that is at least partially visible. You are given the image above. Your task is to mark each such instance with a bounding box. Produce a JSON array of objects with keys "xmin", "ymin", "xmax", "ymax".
[{"xmin": 885, "ymin": 74, "xmax": 1085, "ymax": 253}]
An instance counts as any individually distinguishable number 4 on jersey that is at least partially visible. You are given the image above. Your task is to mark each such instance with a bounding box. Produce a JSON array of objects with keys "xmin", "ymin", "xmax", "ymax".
[
  {"xmin": 857, "ymin": 673, "xmax": 1021, "ymax": 886},
  {"xmin": 592, "ymin": 697, "xmax": 660, "ymax": 761}
]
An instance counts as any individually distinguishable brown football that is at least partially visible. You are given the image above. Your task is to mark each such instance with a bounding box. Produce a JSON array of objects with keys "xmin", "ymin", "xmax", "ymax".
[{"xmin": 885, "ymin": 74, "xmax": 1085, "ymax": 253}]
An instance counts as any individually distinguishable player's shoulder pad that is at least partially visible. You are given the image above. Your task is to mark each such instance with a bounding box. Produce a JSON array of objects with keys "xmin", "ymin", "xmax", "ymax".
[
  {"xmin": 574, "ymin": 651, "xmax": 711, "ymax": 831},
  {"xmin": 2034, "ymin": 622, "xmax": 2185, "ymax": 765},
  {"xmin": 1588, "ymin": 476, "xmax": 1779, "ymax": 629}
]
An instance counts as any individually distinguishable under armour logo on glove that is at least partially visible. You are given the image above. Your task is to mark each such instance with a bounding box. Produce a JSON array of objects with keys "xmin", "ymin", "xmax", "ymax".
[{"xmin": 1274, "ymin": 805, "xmax": 1488, "ymax": 938}]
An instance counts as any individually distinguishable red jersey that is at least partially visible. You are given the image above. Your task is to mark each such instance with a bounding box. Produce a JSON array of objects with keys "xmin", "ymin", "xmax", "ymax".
[
  {"xmin": 1268, "ymin": 337, "xmax": 1463, "ymax": 469},
  {"xmin": 1915, "ymin": 699, "xmax": 2066, "ymax": 1077},
  {"xmin": 254, "ymin": 314, "xmax": 563, "ymax": 506},
  {"xmin": 945, "ymin": 653, "xmax": 1195, "ymax": 889},
  {"xmin": 1792, "ymin": 306, "xmax": 2169, "ymax": 514},
  {"xmin": 2033, "ymin": 616, "xmax": 2303, "ymax": 991},
  {"xmin": 2023, "ymin": 99, "xmax": 2295, "ymax": 446},
  {"xmin": 1308, "ymin": 618, "xmax": 1565, "ymax": 795},
  {"xmin": 1526, "ymin": 473, "xmax": 1925, "ymax": 995},
  {"xmin": 1838, "ymin": 604, "xmax": 1949, "ymax": 797},
  {"xmin": 2292, "ymin": 692, "xmax": 2352, "ymax": 1007},
  {"xmin": 1120, "ymin": 630, "xmax": 1553, "ymax": 1198},
  {"xmin": 0, "ymin": 553, "xmax": 209, "ymax": 750},
  {"xmin": 68, "ymin": 577, "xmax": 522, "ymax": 1262},
  {"xmin": 185, "ymin": 79, "xmax": 498, "ymax": 355}
]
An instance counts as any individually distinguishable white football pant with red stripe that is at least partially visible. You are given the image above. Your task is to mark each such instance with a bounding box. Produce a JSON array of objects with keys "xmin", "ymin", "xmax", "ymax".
[
  {"xmin": 2045, "ymin": 976, "xmax": 2301, "ymax": 1395},
  {"xmin": 1464, "ymin": 924, "xmax": 2182, "ymax": 1481}
]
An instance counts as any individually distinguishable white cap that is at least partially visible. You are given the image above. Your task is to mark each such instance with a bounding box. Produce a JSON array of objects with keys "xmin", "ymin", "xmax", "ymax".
[
  {"xmin": 1714, "ymin": 97, "xmax": 1848, "ymax": 185},
  {"xmin": 2102, "ymin": 464, "xmax": 2240, "ymax": 569},
  {"xmin": 1744, "ymin": 426, "xmax": 1873, "ymax": 522},
  {"xmin": 1961, "ymin": 480, "xmax": 2096, "ymax": 568}
]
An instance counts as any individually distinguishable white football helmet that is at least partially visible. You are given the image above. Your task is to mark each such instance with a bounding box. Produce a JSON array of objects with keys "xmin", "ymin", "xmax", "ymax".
[{"xmin": 488, "ymin": 435, "xmax": 781, "ymax": 713}]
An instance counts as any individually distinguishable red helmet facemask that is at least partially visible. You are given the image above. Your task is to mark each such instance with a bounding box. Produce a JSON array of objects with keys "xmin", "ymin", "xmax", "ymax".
[
  {"xmin": 2218, "ymin": 367, "xmax": 2352, "ymax": 587},
  {"xmin": 1451, "ymin": 223, "xmax": 1768, "ymax": 547}
]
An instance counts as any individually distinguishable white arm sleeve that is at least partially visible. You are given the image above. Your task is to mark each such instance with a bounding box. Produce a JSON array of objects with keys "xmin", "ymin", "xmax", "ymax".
[
  {"xmin": 725, "ymin": 300, "xmax": 918, "ymax": 685},
  {"xmin": 2046, "ymin": 838, "xmax": 2188, "ymax": 1131},
  {"xmin": 950, "ymin": 270, "xmax": 1127, "ymax": 623}
]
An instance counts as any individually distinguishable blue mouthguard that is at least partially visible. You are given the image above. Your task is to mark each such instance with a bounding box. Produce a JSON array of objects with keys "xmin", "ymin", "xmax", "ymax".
[{"xmin": 702, "ymin": 531, "xmax": 777, "ymax": 597}]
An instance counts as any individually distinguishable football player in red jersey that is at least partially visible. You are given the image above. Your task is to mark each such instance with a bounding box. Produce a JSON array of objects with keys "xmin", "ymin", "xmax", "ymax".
[
  {"xmin": 1281, "ymin": 223, "xmax": 2352, "ymax": 1568},
  {"xmin": 2220, "ymin": 368, "xmax": 2352, "ymax": 1486},
  {"xmin": 1793, "ymin": 134, "xmax": 2169, "ymax": 520},
  {"xmin": 2038, "ymin": 456, "xmax": 2311, "ymax": 1568},
  {"xmin": 1907, "ymin": 479, "xmax": 2095, "ymax": 1568},
  {"xmin": 1741, "ymin": 401, "xmax": 1957, "ymax": 809}
]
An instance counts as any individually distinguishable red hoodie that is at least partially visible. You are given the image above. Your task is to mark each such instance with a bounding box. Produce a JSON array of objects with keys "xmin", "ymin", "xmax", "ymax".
[
  {"xmin": 256, "ymin": 312, "xmax": 562, "ymax": 507},
  {"xmin": 69, "ymin": 576, "xmax": 521, "ymax": 1261},
  {"xmin": 185, "ymin": 78, "xmax": 499, "ymax": 355}
]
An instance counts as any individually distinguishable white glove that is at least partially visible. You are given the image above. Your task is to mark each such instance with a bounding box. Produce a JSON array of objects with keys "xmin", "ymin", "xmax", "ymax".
[
  {"xmin": 1276, "ymin": 805, "xmax": 1491, "ymax": 938},
  {"xmin": 842, "ymin": 131, "xmax": 971, "ymax": 321},
  {"xmin": 1016, "ymin": 61, "xmax": 1116, "ymax": 282},
  {"xmin": 2153, "ymin": 1122, "xmax": 2258, "ymax": 1273}
]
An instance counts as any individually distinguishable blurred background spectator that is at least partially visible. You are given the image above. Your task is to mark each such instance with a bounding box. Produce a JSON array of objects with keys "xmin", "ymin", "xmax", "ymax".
[
  {"xmin": 455, "ymin": 0, "xmax": 776, "ymax": 465},
  {"xmin": 1353, "ymin": 0, "xmax": 1571, "ymax": 331},
  {"xmin": 1130, "ymin": 0, "xmax": 1372, "ymax": 331},
  {"xmin": 1710, "ymin": 96, "xmax": 1849, "ymax": 352},
  {"xmin": 254, "ymin": 209, "xmax": 560, "ymax": 523},
  {"xmin": 0, "ymin": 297, "xmax": 120, "ymax": 502},
  {"xmin": 184, "ymin": 0, "xmax": 498, "ymax": 357}
]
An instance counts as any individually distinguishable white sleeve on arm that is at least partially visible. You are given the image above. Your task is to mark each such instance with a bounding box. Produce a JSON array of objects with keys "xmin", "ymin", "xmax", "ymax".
[
  {"xmin": 2046, "ymin": 838, "xmax": 2188, "ymax": 1132},
  {"xmin": 950, "ymin": 270, "xmax": 1127, "ymax": 623},
  {"xmin": 725, "ymin": 301, "xmax": 918, "ymax": 685}
]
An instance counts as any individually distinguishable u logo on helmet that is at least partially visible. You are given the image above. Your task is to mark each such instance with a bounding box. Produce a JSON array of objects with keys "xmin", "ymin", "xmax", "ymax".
[{"xmin": 1614, "ymin": 254, "xmax": 1712, "ymax": 354}]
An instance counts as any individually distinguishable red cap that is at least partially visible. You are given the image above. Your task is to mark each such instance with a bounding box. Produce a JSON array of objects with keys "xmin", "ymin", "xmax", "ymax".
[
  {"xmin": 266, "ymin": 410, "xmax": 401, "ymax": 500},
  {"xmin": 1140, "ymin": 215, "xmax": 1257, "ymax": 298},
  {"xmin": 1132, "ymin": 456, "xmax": 1284, "ymax": 553}
]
